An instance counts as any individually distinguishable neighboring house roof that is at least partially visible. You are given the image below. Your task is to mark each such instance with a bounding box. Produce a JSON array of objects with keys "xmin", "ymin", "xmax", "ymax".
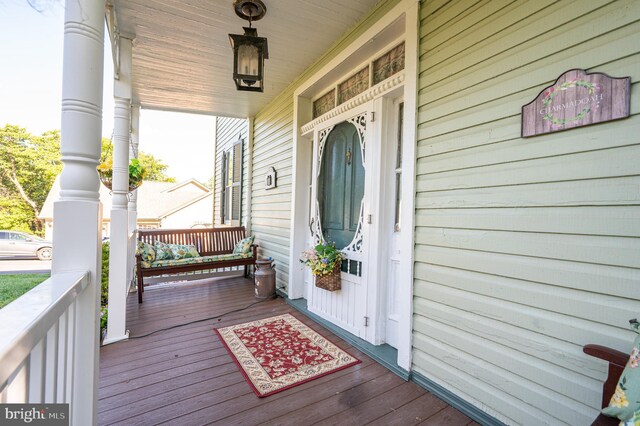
[{"xmin": 39, "ymin": 176, "xmax": 212, "ymax": 221}]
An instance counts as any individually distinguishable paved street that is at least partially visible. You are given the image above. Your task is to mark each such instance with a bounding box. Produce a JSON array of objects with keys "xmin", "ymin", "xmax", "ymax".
[{"xmin": 0, "ymin": 259, "xmax": 52, "ymax": 274}]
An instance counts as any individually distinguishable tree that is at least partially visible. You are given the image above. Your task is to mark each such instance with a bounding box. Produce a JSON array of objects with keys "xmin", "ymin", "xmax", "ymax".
[
  {"xmin": 100, "ymin": 139, "xmax": 175, "ymax": 183},
  {"xmin": 0, "ymin": 125, "xmax": 62, "ymax": 234},
  {"xmin": 137, "ymin": 152, "xmax": 175, "ymax": 182},
  {"xmin": 206, "ymin": 176, "xmax": 214, "ymax": 189},
  {"xmin": 0, "ymin": 127, "xmax": 177, "ymax": 234}
]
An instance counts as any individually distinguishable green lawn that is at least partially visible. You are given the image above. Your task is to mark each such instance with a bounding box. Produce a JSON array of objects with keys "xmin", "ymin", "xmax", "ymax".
[{"xmin": 0, "ymin": 274, "xmax": 50, "ymax": 309}]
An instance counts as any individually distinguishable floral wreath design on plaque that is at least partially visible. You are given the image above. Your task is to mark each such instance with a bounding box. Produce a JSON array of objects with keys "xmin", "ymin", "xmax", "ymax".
[{"xmin": 541, "ymin": 79, "xmax": 600, "ymax": 126}]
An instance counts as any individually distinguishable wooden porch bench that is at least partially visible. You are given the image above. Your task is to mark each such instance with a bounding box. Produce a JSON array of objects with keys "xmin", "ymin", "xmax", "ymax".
[
  {"xmin": 135, "ymin": 227, "xmax": 257, "ymax": 303},
  {"xmin": 583, "ymin": 344, "xmax": 629, "ymax": 426}
]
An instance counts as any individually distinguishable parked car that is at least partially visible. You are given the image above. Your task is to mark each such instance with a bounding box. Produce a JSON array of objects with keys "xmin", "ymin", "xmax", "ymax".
[{"xmin": 0, "ymin": 231, "xmax": 53, "ymax": 260}]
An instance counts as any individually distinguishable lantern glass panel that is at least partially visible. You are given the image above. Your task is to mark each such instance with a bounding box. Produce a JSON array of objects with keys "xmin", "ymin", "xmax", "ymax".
[{"xmin": 238, "ymin": 43, "xmax": 259, "ymax": 76}]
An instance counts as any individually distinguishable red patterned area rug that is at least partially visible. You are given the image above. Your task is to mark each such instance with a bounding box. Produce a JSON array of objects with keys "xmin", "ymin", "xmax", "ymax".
[{"xmin": 215, "ymin": 313, "xmax": 361, "ymax": 397}]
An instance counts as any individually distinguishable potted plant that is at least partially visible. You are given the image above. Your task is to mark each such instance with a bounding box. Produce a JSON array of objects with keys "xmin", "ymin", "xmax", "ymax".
[
  {"xmin": 97, "ymin": 157, "xmax": 146, "ymax": 192},
  {"xmin": 300, "ymin": 242, "xmax": 344, "ymax": 291}
]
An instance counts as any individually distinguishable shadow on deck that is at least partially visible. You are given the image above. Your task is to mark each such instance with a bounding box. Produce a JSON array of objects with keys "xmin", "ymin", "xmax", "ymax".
[{"xmin": 98, "ymin": 276, "xmax": 475, "ymax": 425}]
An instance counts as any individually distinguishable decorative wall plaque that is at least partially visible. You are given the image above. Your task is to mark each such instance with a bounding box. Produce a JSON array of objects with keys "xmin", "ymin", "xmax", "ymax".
[
  {"xmin": 521, "ymin": 69, "xmax": 630, "ymax": 137},
  {"xmin": 265, "ymin": 166, "xmax": 277, "ymax": 190}
]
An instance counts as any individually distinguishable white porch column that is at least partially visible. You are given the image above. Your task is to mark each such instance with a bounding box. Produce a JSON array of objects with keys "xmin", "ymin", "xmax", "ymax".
[
  {"xmin": 126, "ymin": 105, "xmax": 140, "ymax": 288},
  {"xmin": 128, "ymin": 105, "xmax": 140, "ymax": 219},
  {"xmin": 104, "ymin": 37, "xmax": 133, "ymax": 345},
  {"xmin": 54, "ymin": 0, "xmax": 105, "ymax": 423}
]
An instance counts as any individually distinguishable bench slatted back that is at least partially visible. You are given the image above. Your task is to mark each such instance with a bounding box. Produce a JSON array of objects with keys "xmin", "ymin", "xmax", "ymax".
[{"xmin": 137, "ymin": 227, "xmax": 247, "ymax": 256}]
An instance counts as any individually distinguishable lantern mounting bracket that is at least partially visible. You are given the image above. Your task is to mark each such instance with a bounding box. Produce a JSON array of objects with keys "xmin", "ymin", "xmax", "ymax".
[{"xmin": 233, "ymin": 0, "xmax": 267, "ymax": 25}]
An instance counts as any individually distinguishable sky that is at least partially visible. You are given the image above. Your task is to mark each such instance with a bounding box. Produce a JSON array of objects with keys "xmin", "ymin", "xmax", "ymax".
[{"xmin": 0, "ymin": 0, "xmax": 215, "ymax": 183}]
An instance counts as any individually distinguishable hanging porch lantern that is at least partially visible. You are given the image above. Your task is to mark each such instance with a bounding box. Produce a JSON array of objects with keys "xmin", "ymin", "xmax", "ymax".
[{"xmin": 229, "ymin": 0, "xmax": 269, "ymax": 92}]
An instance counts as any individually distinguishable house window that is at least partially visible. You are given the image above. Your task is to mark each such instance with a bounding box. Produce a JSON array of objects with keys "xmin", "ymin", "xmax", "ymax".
[{"xmin": 221, "ymin": 140, "xmax": 243, "ymax": 226}]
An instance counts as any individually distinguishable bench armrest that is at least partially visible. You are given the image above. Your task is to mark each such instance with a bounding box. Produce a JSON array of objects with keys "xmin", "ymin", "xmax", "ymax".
[
  {"xmin": 584, "ymin": 344, "xmax": 628, "ymax": 367},
  {"xmin": 584, "ymin": 344, "xmax": 629, "ymax": 408}
]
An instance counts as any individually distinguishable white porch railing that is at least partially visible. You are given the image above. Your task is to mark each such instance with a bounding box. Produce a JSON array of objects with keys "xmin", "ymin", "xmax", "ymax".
[{"xmin": 0, "ymin": 272, "xmax": 91, "ymax": 408}]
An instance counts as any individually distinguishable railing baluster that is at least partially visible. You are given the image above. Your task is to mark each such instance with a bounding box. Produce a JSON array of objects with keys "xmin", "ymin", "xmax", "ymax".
[
  {"xmin": 45, "ymin": 324, "xmax": 58, "ymax": 401},
  {"xmin": 6, "ymin": 361, "xmax": 28, "ymax": 402},
  {"xmin": 28, "ymin": 340, "xmax": 45, "ymax": 402},
  {"xmin": 56, "ymin": 310, "xmax": 68, "ymax": 403},
  {"xmin": 66, "ymin": 301, "xmax": 76, "ymax": 404}
]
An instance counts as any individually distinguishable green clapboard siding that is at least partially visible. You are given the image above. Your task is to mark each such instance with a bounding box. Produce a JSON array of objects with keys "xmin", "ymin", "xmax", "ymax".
[
  {"xmin": 414, "ymin": 0, "xmax": 640, "ymax": 424},
  {"xmin": 251, "ymin": 0, "xmax": 403, "ymax": 292}
]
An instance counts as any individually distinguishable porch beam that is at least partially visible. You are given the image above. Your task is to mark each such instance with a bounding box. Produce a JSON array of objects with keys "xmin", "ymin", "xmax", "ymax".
[
  {"xmin": 54, "ymin": 0, "xmax": 106, "ymax": 423},
  {"xmin": 104, "ymin": 37, "xmax": 133, "ymax": 345}
]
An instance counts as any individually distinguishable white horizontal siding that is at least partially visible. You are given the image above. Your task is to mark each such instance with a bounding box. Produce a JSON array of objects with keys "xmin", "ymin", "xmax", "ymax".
[
  {"xmin": 252, "ymin": 96, "xmax": 295, "ymax": 291},
  {"xmin": 414, "ymin": 0, "xmax": 640, "ymax": 424}
]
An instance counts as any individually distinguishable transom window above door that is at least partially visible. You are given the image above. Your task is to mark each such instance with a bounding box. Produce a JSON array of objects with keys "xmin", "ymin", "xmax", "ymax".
[{"xmin": 312, "ymin": 41, "xmax": 405, "ymax": 119}]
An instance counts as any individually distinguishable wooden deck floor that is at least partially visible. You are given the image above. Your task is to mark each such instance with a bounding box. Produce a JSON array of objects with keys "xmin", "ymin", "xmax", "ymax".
[{"xmin": 99, "ymin": 276, "xmax": 475, "ymax": 426}]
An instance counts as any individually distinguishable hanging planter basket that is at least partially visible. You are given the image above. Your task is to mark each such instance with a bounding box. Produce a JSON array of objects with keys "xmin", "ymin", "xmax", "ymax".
[
  {"xmin": 98, "ymin": 172, "xmax": 142, "ymax": 193},
  {"xmin": 314, "ymin": 264, "xmax": 341, "ymax": 292}
]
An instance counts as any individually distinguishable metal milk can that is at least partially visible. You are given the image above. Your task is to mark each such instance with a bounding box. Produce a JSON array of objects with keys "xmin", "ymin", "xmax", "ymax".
[{"xmin": 254, "ymin": 259, "xmax": 276, "ymax": 300}]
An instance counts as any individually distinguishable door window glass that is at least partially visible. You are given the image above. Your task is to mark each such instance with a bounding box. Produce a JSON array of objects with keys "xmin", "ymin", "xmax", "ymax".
[
  {"xmin": 318, "ymin": 121, "xmax": 364, "ymax": 249},
  {"xmin": 394, "ymin": 102, "xmax": 404, "ymax": 232}
]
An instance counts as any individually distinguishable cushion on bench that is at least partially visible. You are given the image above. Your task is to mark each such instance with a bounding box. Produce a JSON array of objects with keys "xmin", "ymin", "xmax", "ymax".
[
  {"xmin": 141, "ymin": 252, "xmax": 253, "ymax": 269},
  {"xmin": 137, "ymin": 241, "xmax": 156, "ymax": 262},
  {"xmin": 168, "ymin": 243, "xmax": 200, "ymax": 260},
  {"xmin": 144, "ymin": 241, "xmax": 201, "ymax": 261},
  {"xmin": 154, "ymin": 240, "xmax": 174, "ymax": 260},
  {"xmin": 233, "ymin": 235, "xmax": 255, "ymax": 254},
  {"xmin": 601, "ymin": 320, "xmax": 640, "ymax": 423}
]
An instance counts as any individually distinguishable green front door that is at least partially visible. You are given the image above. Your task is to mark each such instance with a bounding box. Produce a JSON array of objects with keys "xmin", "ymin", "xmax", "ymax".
[{"xmin": 318, "ymin": 121, "xmax": 365, "ymax": 249}]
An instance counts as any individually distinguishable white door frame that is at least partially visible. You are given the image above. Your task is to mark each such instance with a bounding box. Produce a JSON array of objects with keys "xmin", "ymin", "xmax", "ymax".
[{"xmin": 288, "ymin": 0, "xmax": 419, "ymax": 371}]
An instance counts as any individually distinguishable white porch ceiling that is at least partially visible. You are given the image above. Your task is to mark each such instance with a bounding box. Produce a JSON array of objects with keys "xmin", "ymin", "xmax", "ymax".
[{"xmin": 112, "ymin": 0, "xmax": 381, "ymax": 119}]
